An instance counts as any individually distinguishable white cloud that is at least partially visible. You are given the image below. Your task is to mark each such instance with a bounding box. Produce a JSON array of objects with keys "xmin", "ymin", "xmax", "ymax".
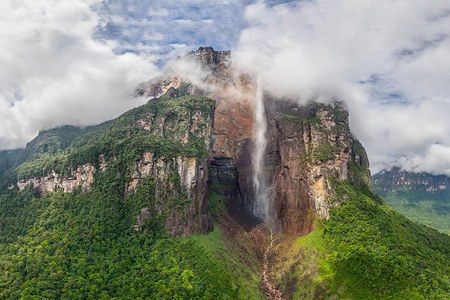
[
  {"xmin": 398, "ymin": 144, "xmax": 450, "ymax": 176},
  {"xmin": 0, "ymin": 0, "xmax": 157, "ymax": 149},
  {"xmin": 235, "ymin": 0, "xmax": 450, "ymax": 175},
  {"xmin": 94, "ymin": 0, "xmax": 255, "ymax": 62},
  {"xmin": 2, "ymin": 0, "xmax": 450, "ymax": 178}
]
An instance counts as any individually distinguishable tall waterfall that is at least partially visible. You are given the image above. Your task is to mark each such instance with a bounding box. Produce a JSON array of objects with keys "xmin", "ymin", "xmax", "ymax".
[{"xmin": 253, "ymin": 78, "xmax": 270, "ymax": 221}]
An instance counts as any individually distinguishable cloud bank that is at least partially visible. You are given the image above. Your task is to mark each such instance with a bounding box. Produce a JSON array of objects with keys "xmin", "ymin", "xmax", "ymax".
[
  {"xmin": 235, "ymin": 0, "xmax": 450, "ymax": 175},
  {"xmin": 0, "ymin": 0, "xmax": 157, "ymax": 149},
  {"xmin": 2, "ymin": 0, "xmax": 450, "ymax": 177}
]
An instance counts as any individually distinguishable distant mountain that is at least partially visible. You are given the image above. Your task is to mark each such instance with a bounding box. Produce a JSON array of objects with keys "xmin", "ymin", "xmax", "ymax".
[{"xmin": 373, "ymin": 167, "xmax": 450, "ymax": 234}]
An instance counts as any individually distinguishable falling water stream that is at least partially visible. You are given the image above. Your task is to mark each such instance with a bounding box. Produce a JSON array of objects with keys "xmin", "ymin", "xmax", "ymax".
[
  {"xmin": 253, "ymin": 78, "xmax": 270, "ymax": 221},
  {"xmin": 253, "ymin": 80, "xmax": 285, "ymax": 299}
]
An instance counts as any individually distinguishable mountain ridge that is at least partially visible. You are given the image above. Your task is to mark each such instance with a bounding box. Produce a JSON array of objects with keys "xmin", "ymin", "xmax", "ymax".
[{"xmin": 373, "ymin": 167, "xmax": 450, "ymax": 235}]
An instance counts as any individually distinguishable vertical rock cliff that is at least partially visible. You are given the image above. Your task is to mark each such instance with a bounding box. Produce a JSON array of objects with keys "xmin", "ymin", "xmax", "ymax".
[
  {"xmin": 264, "ymin": 98, "xmax": 370, "ymax": 234},
  {"xmin": 138, "ymin": 47, "xmax": 371, "ymax": 235},
  {"xmin": 9, "ymin": 95, "xmax": 215, "ymax": 237},
  {"xmin": 9, "ymin": 47, "xmax": 370, "ymax": 237}
]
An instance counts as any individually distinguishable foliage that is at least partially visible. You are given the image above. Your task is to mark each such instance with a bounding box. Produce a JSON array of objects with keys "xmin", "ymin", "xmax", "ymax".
[
  {"xmin": 314, "ymin": 144, "xmax": 337, "ymax": 162},
  {"xmin": 5, "ymin": 94, "xmax": 215, "ymax": 183},
  {"xmin": 325, "ymin": 182, "xmax": 450, "ymax": 299},
  {"xmin": 283, "ymin": 114, "xmax": 302, "ymax": 124},
  {"xmin": 275, "ymin": 181, "xmax": 450, "ymax": 299},
  {"xmin": 0, "ymin": 91, "xmax": 246, "ymax": 299},
  {"xmin": 0, "ymin": 149, "xmax": 22, "ymax": 178},
  {"xmin": 0, "ymin": 155, "xmax": 237, "ymax": 299},
  {"xmin": 182, "ymin": 228, "xmax": 263, "ymax": 300},
  {"xmin": 376, "ymin": 190, "xmax": 450, "ymax": 235},
  {"xmin": 372, "ymin": 169, "xmax": 450, "ymax": 235},
  {"xmin": 272, "ymin": 227, "xmax": 326, "ymax": 299}
]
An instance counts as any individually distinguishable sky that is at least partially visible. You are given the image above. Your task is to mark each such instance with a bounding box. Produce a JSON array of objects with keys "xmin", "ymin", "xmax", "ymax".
[{"xmin": 1, "ymin": 0, "xmax": 450, "ymax": 176}]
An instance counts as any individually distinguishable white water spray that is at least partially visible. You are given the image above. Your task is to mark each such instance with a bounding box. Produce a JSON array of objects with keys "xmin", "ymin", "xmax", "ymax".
[{"xmin": 253, "ymin": 78, "xmax": 270, "ymax": 221}]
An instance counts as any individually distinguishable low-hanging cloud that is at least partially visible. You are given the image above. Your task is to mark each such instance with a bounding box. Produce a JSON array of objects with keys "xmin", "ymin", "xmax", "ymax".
[
  {"xmin": 3, "ymin": 0, "xmax": 450, "ymax": 177},
  {"xmin": 0, "ymin": 0, "xmax": 157, "ymax": 150},
  {"xmin": 235, "ymin": 0, "xmax": 450, "ymax": 175}
]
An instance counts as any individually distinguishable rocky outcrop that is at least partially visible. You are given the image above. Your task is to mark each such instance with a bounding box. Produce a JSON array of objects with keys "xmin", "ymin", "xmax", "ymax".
[
  {"xmin": 17, "ymin": 163, "xmax": 96, "ymax": 193},
  {"xmin": 264, "ymin": 98, "xmax": 370, "ymax": 234},
  {"xmin": 14, "ymin": 90, "xmax": 215, "ymax": 237},
  {"xmin": 10, "ymin": 47, "xmax": 373, "ymax": 238},
  {"xmin": 127, "ymin": 152, "xmax": 212, "ymax": 236},
  {"xmin": 135, "ymin": 47, "xmax": 232, "ymax": 99}
]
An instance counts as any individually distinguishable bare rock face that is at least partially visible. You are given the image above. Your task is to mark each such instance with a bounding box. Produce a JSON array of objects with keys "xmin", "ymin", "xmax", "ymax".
[
  {"xmin": 15, "ymin": 84, "xmax": 215, "ymax": 237},
  {"xmin": 17, "ymin": 163, "xmax": 97, "ymax": 193},
  {"xmin": 135, "ymin": 47, "xmax": 232, "ymax": 99},
  {"xmin": 140, "ymin": 47, "xmax": 371, "ymax": 236},
  {"xmin": 137, "ymin": 47, "xmax": 260, "ymax": 225},
  {"xmin": 124, "ymin": 96, "xmax": 215, "ymax": 237},
  {"xmin": 127, "ymin": 152, "xmax": 212, "ymax": 236},
  {"xmin": 264, "ymin": 98, "xmax": 370, "ymax": 235},
  {"xmin": 13, "ymin": 47, "xmax": 371, "ymax": 238}
]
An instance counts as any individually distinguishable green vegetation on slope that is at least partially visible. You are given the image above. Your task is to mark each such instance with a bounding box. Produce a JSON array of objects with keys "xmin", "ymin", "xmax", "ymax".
[
  {"xmin": 0, "ymin": 149, "xmax": 22, "ymax": 178},
  {"xmin": 0, "ymin": 92, "xmax": 263, "ymax": 299},
  {"xmin": 0, "ymin": 155, "xmax": 239, "ymax": 299},
  {"xmin": 183, "ymin": 227, "xmax": 263, "ymax": 300},
  {"xmin": 0, "ymin": 193, "xmax": 237, "ymax": 299},
  {"xmin": 274, "ymin": 181, "xmax": 450, "ymax": 299},
  {"xmin": 375, "ymin": 190, "xmax": 450, "ymax": 235},
  {"xmin": 372, "ymin": 168, "xmax": 450, "ymax": 235},
  {"xmin": 2, "ymin": 94, "xmax": 215, "ymax": 183}
]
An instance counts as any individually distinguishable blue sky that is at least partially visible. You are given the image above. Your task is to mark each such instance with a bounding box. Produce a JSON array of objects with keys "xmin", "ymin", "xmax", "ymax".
[
  {"xmin": 1, "ymin": 0, "xmax": 450, "ymax": 175},
  {"xmin": 93, "ymin": 0, "xmax": 292, "ymax": 65}
]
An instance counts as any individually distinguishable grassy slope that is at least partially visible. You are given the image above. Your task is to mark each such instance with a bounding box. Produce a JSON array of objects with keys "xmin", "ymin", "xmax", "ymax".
[
  {"xmin": 273, "ymin": 181, "xmax": 450, "ymax": 299},
  {"xmin": 191, "ymin": 187, "xmax": 264, "ymax": 299},
  {"xmin": 183, "ymin": 226, "xmax": 263, "ymax": 300}
]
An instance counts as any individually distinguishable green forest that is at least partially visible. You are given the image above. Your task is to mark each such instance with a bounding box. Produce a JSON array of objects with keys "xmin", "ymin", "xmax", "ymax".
[
  {"xmin": 375, "ymin": 189, "xmax": 450, "ymax": 235},
  {"xmin": 0, "ymin": 93, "xmax": 449, "ymax": 299}
]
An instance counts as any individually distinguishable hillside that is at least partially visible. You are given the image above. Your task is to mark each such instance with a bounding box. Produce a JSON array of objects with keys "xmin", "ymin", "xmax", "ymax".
[
  {"xmin": 373, "ymin": 167, "xmax": 450, "ymax": 235},
  {"xmin": 271, "ymin": 181, "xmax": 450, "ymax": 299},
  {"xmin": 0, "ymin": 91, "xmax": 263, "ymax": 299},
  {"xmin": 0, "ymin": 48, "xmax": 449, "ymax": 299}
]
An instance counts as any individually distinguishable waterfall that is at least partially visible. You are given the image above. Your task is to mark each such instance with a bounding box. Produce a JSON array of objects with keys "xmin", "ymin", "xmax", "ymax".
[{"xmin": 253, "ymin": 78, "xmax": 270, "ymax": 221}]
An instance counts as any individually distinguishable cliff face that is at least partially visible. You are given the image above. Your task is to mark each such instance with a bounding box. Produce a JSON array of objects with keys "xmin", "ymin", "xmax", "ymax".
[
  {"xmin": 138, "ymin": 47, "xmax": 371, "ymax": 235},
  {"xmin": 264, "ymin": 98, "xmax": 370, "ymax": 234},
  {"xmin": 11, "ymin": 95, "xmax": 215, "ymax": 237},
  {"xmin": 17, "ymin": 163, "xmax": 96, "ymax": 193},
  {"xmin": 373, "ymin": 167, "xmax": 450, "ymax": 194}
]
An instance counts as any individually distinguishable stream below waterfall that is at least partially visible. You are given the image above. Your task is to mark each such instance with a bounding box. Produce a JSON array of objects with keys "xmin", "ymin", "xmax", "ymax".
[{"xmin": 262, "ymin": 228, "xmax": 284, "ymax": 300}]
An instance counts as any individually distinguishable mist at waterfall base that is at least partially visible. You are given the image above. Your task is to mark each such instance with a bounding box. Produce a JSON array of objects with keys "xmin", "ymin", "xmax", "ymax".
[{"xmin": 234, "ymin": 1, "xmax": 450, "ymax": 177}]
